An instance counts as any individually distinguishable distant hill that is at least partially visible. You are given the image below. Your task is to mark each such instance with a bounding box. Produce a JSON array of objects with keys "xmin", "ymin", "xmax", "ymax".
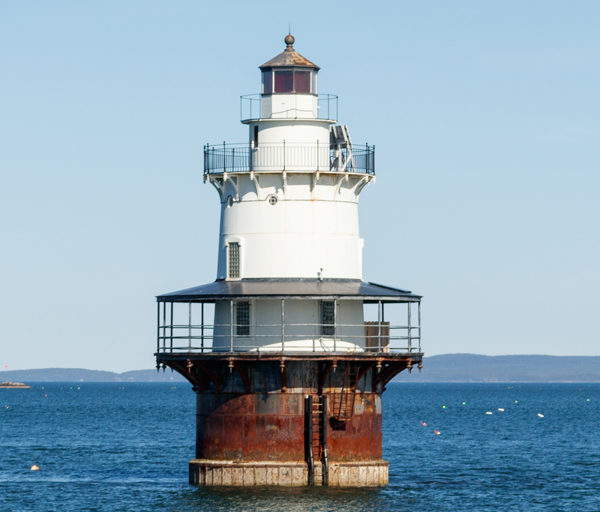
[
  {"xmin": 395, "ymin": 354, "xmax": 600, "ymax": 382},
  {"xmin": 1, "ymin": 355, "xmax": 598, "ymax": 383},
  {"xmin": 0, "ymin": 368, "xmax": 186, "ymax": 383}
]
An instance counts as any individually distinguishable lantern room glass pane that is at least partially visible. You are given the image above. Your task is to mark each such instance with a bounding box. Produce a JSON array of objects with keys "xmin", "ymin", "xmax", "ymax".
[
  {"xmin": 274, "ymin": 70, "xmax": 293, "ymax": 93},
  {"xmin": 294, "ymin": 71, "xmax": 310, "ymax": 93},
  {"xmin": 262, "ymin": 71, "xmax": 272, "ymax": 94}
]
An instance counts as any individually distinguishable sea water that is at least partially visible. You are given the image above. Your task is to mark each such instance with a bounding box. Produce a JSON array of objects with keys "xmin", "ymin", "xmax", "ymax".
[{"xmin": 1, "ymin": 382, "xmax": 598, "ymax": 511}]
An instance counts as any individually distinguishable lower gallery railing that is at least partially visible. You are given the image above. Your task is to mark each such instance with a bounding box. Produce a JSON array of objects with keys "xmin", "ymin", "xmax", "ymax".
[{"xmin": 155, "ymin": 322, "xmax": 421, "ymax": 354}]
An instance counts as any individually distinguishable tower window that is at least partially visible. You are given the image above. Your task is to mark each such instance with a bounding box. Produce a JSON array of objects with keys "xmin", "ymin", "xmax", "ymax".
[
  {"xmin": 253, "ymin": 125, "xmax": 259, "ymax": 147},
  {"xmin": 228, "ymin": 242, "xmax": 240, "ymax": 279},
  {"xmin": 321, "ymin": 301, "xmax": 335, "ymax": 336},
  {"xmin": 235, "ymin": 301, "xmax": 250, "ymax": 336}
]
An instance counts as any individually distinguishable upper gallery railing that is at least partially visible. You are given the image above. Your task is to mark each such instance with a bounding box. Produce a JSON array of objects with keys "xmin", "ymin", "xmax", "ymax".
[
  {"xmin": 204, "ymin": 142, "xmax": 375, "ymax": 175},
  {"xmin": 240, "ymin": 93, "xmax": 338, "ymax": 122}
]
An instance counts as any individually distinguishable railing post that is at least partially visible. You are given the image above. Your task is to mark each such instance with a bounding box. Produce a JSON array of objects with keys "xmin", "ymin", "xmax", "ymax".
[
  {"xmin": 281, "ymin": 299, "xmax": 285, "ymax": 352},
  {"xmin": 249, "ymin": 140, "xmax": 253, "ymax": 172},
  {"xmin": 170, "ymin": 302, "xmax": 173, "ymax": 352},
  {"xmin": 407, "ymin": 302, "xmax": 412, "ymax": 352},
  {"xmin": 223, "ymin": 141, "xmax": 226, "ymax": 173},
  {"xmin": 316, "ymin": 140, "xmax": 319, "ymax": 171},
  {"xmin": 232, "ymin": 147, "xmax": 235, "ymax": 172},
  {"xmin": 377, "ymin": 300, "xmax": 382, "ymax": 352},
  {"xmin": 418, "ymin": 301, "xmax": 422, "ymax": 352},
  {"xmin": 283, "ymin": 139, "xmax": 286, "ymax": 171},
  {"xmin": 201, "ymin": 302, "xmax": 204, "ymax": 353},
  {"xmin": 372, "ymin": 144, "xmax": 375, "ymax": 174},
  {"xmin": 156, "ymin": 302, "xmax": 160, "ymax": 354},
  {"xmin": 188, "ymin": 302, "xmax": 192, "ymax": 351},
  {"xmin": 162, "ymin": 301, "xmax": 167, "ymax": 353},
  {"xmin": 230, "ymin": 299, "xmax": 234, "ymax": 353}
]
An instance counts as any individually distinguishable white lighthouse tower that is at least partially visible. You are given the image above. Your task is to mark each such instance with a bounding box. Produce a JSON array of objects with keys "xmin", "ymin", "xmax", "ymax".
[
  {"xmin": 208, "ymin": 33, "xmax": 371, "ymax": 352},
  {"xmin": 156, "ymin": 35, "xmax": 422, "ymax": 487}
]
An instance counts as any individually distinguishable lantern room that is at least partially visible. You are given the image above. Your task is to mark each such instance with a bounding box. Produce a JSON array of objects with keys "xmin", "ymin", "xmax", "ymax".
[
  {"xmin": 243, "ymin": 34, "xmax": 326, "ymax": 122},
  {"xmin": 260, "ymin": 34, "xmax": 319, "ymax": 95}
]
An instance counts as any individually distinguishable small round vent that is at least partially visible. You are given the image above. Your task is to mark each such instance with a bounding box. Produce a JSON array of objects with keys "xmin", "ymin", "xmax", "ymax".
[{"xmin": 267, "ymin": 194, "xmax": 278, "ymax": 206}]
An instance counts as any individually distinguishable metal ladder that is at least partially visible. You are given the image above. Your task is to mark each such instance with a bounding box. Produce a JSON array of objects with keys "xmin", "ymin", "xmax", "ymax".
[
  {"xmin": 305, "ymin": 395, "xmax": 328, "ymax": 486},
  {"xmin": 332, "ymin": 365, "xmax": 360, "ymax": 421}
]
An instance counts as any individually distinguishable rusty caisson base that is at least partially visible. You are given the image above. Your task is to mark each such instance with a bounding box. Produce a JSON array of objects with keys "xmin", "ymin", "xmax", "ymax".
[{"xmin": 158, "ymin": 353, "xmax": 421, "ymax": 487}]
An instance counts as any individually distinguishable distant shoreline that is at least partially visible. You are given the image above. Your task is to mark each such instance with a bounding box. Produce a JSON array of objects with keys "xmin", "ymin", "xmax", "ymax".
[{"xmin": 1, "ymin": 354, "xmax": 599, "ymax": 383}]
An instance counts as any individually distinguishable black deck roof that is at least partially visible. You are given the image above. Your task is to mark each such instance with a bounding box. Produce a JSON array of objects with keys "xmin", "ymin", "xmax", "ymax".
[{"xmin": 157, "ymin": 279, "xmax": 421, "ymax": 303}]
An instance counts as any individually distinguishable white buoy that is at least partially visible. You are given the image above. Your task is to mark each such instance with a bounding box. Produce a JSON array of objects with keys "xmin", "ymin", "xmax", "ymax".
[
  {"xmin": 537, "ymin": 413, "xmax": 544, "ymax": 418},
  {"xmin": 497, "ymin": 408, "xmax": 504, "ymax": 412},
  {"xmin": 485, "ymin": 411, "xmax": 493, "ymax": 415}
]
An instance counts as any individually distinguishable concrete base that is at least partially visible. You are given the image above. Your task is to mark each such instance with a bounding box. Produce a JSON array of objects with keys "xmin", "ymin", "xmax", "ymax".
[{"xmin": 189, "ymin": 459, "xmax": 388, "ymax": 487}]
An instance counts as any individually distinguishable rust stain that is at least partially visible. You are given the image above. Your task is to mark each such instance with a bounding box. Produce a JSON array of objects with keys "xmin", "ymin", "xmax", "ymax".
[{"xmin": 196, "ymin": 391, "xmax": 383, "ymax": 463}]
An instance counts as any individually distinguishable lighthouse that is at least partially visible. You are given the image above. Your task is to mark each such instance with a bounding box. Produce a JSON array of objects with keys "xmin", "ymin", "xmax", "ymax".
[{"xmin": 155, "ymin": 34, "xmax": 423, "ymax": 487}]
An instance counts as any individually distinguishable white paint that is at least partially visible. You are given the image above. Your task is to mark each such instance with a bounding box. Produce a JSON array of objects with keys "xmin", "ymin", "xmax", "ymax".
[
  {"xmin": 260, "ymin": 93, "xmax": 321, "ymax": 120},
  {"xmin": 208, "ymin": 50, "xmax": 374, "ymax": 352},
  {"xmin": 212, "ymin": 299, "xmax": 365, "ymax": 352}
]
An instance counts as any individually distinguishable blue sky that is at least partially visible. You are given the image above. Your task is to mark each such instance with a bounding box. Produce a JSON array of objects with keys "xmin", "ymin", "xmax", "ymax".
[{"xmin": 1, "ymin": 1, "xmax": 598, "ymax": 371}]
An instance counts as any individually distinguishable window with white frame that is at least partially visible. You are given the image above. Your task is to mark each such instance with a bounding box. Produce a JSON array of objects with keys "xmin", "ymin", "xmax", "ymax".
[
  {"xmin": 235, "ymin": 301, "xmax": 250, "ymax": 336},
  {"xmin": 228, "ymin": 242, "xmax": 240, "ymax": 279},
  {"xmin": 320, "ymin": 301, "xmax": 335, "ymax": 336}
]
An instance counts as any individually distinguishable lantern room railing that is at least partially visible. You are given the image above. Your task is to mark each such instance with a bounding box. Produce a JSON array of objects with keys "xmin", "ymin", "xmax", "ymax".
[
  {"xmin": 204, "ymin": 142, "xmax": 375, "ymax": 175},
  {"xmin": 240, "ymin": 93, "xmax": 338, "ymax": 122}
]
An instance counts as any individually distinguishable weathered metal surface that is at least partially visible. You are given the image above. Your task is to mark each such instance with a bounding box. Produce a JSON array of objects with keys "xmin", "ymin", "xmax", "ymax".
[
  {"xmin": 196, "ymin": 398, "xmax": 305, "ymax": 461},
  {"xmin": 160, "ymin": 356, "xmax": 421, "ymax": 391},
  {"xmin": 259, "ymin": 35, "xmax": 319, "ymax": 70},
  {"xmin": 176, "ymin": 359, "xmax": 409, "ymax": 465},
  {"xmin": 160, "ymin": 355, "xmax": 420, "ymax": 485},
  {"xmin": 194, "ymin": 391, "xmax": 382, "ymax": 463}
]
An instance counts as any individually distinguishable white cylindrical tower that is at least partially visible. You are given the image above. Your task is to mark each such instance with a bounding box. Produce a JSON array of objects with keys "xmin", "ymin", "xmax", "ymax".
[
  {"xmin": 204, "ymin": 35, "xmax": 376, "ymax": 351},
  {"xmin": 207, "ymin": 34, "xmax": 373, "ymax": 282}
]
